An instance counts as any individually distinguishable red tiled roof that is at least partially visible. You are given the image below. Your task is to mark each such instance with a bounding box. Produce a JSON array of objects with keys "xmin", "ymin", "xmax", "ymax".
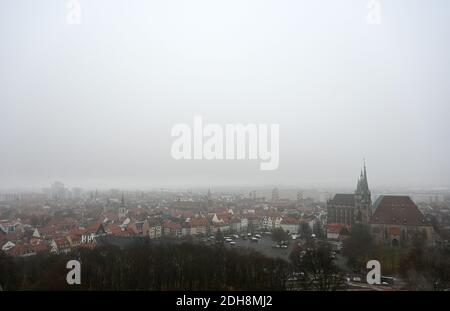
[
  {"xmin": 6, "ymin": 243, "xmax": 35, "ymax": 257},
  {"xmin": 79, "ymin": 242, "xmax": 96, "ymax": 250},
  {"xmin": 370, "ymin": 196, "xmax": 429, "ymax": 226},
  {"xmin": 189, "ymin": 218, "xmax": 208, "ymax": 227},
  {"xmin": 215, "ymin": 213, "xmax": 231, "ymax": 222},
  {"xmin": 107, "ymin": 224, "xmax": 134, "ymax": 236},
  {"xmin": 244, "ymin": 214, "xmax": 261, "ymax": 220},
  {"xmin": 4, "ymin": 232, "xmax": 19, "ymax": 242},
  {"xmin": 53, "ymin": 237, "xmax": 71, "ymax": 250},
  {"xmin": 38, "ymin": 226, "xmax": 57, "ymax": 235},
  {"xmin": 163, "ymin": 220, "xmax": 182, "ymax": 230},
  {"xmin": 34, "ymin": 243, "xmax": 50, "ymax": 253},
  {"xmin": 327, "ymin": 223, "xmax": 345, "ymax": 234},
  {"xmin": 86, "ymin": 223, "xmax": 105, "ymax": 234},
  {"xmin": 68, "ymin": 234, "xmax": 82, "ymax": 243},
  {"xmin": 263, "ymin": 211, "xmax": 282, "ymax": 218},
  {"xmin": 330, "ymin": 194, "xmax": 355, "ymax": 207},
  {"xmin": 70, "ymin": 228, "xmax": 87, "ymax": 236}
]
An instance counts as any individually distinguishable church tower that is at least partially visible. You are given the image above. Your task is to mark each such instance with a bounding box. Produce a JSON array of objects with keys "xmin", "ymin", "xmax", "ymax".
[
  {"xmin": 354, "ymin": 161, "xmax": 372, "ymax": 224},
  {"xmin": 118, "ymin": 192, "xmax": 127, "ymax": 219}
]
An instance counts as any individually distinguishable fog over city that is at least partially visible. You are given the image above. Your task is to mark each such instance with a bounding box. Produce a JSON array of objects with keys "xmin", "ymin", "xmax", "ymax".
[{"xmin": 1, "ymin": 0, "xmax": 449, "ymax": 190}]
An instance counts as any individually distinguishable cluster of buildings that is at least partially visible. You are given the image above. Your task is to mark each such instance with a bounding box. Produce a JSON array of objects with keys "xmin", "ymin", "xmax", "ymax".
[
  {"xmin": 0, "ymin": 189, "xmax": 322, "ymax": 257},
  {"xmin": 326, "ymin": 163, "xmax": 437, "ymax": 247},
  {"xmin": 1, "ymin": 163, "xmax": 446, "ymax": 258}
]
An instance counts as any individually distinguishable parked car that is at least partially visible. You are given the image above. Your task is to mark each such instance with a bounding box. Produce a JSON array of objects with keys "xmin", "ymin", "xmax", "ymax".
[{"xmin": 381, "ymin": 276, "xmax": 395, "ymax": 285}]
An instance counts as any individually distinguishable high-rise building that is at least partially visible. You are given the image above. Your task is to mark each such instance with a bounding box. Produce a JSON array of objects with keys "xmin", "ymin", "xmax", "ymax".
[
  {"xmin": 51, "ymin": 181, "xmax": 66, "ymax": 200},
  {"xmin": 118, "ymin": 193, "xmax": 128, "ymax": 219},
  {"xmin": 271, "ymin": 188, "xmax": 280, "ymax": 202}
]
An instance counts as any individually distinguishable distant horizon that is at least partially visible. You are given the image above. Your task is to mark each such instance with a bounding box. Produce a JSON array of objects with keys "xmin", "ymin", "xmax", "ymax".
[
  {"xmin": 2, "ymin": 1, "xmax": 450, "ymax": 191},
  {"xmin": 1, "ymin": 181, "xmax": 449, "ymax": 193}
]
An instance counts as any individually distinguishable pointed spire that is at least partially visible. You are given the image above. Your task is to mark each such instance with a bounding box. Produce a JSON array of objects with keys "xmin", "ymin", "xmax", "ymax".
[
  {"xmin": 362, "ymin": 160, "xmax": 367, "ymax": 189},
  {"xmin": 356, "ymin": 159, "xmax": 370, "ymax": 194},
  {"xmin": 357, "ymin": 168, "xmax": 363, "ymax": 192},
  {"xmin": 121, "ymin": 192, "xmax": 125, "ymax": 206},
  {"xmin": 363, "ymin": 158, "xmax": 367, "ymax": 178}
]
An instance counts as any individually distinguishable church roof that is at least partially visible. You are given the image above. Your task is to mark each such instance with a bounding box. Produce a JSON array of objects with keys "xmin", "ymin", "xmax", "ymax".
[
  {"xmin": 331, "ymin": 194, "xmax": 355, "ymax": 206},
  {"xmin": 370, "ymin": 195, "xmax": 430, "ymax": 226}
]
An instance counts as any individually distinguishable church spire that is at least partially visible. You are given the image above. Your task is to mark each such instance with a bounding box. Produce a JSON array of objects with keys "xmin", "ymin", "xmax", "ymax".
[
  {"xmin": 355, "ymin": 159, "xmax": 372, "ymax": 224},
  {"xmin": 356, "ymin": 160, "xmax": 370, "ymax": 194},
  {"xmin": 363, "ymin": 158, "xmax": 367, "ymax": 177},
  {"xmin": 363, "ymin": 159, "xmax": 369, "ymax": 191}
]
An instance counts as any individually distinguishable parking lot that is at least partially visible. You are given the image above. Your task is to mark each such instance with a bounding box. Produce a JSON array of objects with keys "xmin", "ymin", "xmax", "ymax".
[{"xmin": 223, "ymin": 234, "xmax": 294, "ymax": 261}]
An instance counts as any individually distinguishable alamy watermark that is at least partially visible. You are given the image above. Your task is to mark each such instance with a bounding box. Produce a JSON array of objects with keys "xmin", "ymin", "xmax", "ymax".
[
  {"xmin": 66, "ymin": 260, "xmax": 81, "ymax": 285},
  {"xmin": 366, "ymin": 260, "xmax": 381, "ymax": 285},
  {"xmin": 170, "ymin": 116, "xmax": 279, "ymax": 171},
  {"xmin": 66, "ymin": 0, "xmax": 81, "ymax": 25},
  {"xmin": 367, "ymin": 0, "xmax": 381, "ymax": 25}
]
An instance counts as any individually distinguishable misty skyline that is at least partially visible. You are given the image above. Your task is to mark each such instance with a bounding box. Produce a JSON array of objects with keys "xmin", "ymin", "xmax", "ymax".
[{"xmin": 1, "ymin": 0, "xmax": 450, "ymax": 189}]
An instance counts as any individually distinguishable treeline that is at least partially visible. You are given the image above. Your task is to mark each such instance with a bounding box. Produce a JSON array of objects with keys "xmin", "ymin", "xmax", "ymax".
[
  {"xmin": 343, "ymin": 224, "xmax": 450, "ymax": 290},
  {"xmin": 0, "ymin": 240, "xmax": 292, "ymax": 291},
  {"xmin": 399, "ymin": 243, "xmax": 450, "ymax": 290},
  {"xmin": 289, "ymin": 241, "xmax": 344, "ymax": 291}
]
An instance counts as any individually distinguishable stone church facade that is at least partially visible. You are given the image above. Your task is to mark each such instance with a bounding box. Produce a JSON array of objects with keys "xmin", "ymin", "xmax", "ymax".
[
  {"xmin": 326, "ymin": 163, "xmax": 434, "ymax": 247},
  {"xmin": 326, "ymin": 163, "xmax": 372, "ymax": 226}
]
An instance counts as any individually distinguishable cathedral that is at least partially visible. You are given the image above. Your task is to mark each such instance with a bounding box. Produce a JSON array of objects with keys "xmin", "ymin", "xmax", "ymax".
[
  {"xmin": 326, "ymin": 163, "xmax": 372, "ymax": 226},
  {"xmin": 327, "ymin": 162, "xmax": 435, "ymax": 247}
]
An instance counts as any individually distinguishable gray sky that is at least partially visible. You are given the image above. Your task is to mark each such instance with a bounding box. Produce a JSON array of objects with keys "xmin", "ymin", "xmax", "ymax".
[{"xmin": 1, "ymin": 0, "xmax": 450, "ymax": 189}]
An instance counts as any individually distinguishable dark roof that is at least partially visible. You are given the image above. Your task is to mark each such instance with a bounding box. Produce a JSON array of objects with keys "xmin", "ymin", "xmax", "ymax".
[
  {"xmin": 331, "ymin": 194, "xmax": 355, "ymax": 207},
  {"xmin": 370, "ymin": 195, "xmax": 429, "ymax": 226}
]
